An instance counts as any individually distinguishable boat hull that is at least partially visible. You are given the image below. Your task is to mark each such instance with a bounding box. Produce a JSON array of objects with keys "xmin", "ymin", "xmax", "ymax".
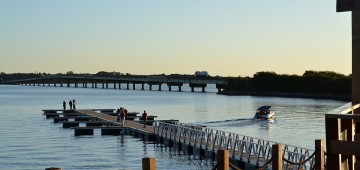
[{"xmin": 254, "ymin": 111, "xmax": 275, "ymax": 119}]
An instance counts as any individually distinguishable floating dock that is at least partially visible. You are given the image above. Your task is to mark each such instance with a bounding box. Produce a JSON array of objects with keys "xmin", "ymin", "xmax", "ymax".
[{"xmin": 43, "ymin": 109, "xmax": 319, "ymax": 170}]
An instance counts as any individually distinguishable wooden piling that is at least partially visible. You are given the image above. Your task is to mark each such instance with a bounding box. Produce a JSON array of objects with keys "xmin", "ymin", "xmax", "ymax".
[
  {"xmin": 272, "ymin": 144, "xmax": 282, "ymax": 170},
  {"xmin": 217, "ymin": 149, "xmax": 229, "ymax": 170},
  {"xmin": 315, "ymin": 139, "xmax": 324, "ymax": 170},
  {"xmin": 142, "ymin": 157, "xmax": 156, "ymax": 170}
]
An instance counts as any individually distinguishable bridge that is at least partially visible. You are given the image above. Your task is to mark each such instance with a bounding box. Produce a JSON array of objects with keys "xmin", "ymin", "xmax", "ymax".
[{"xmin": 3, "ymin": 75, "xmax": 228, "ymax": 93}]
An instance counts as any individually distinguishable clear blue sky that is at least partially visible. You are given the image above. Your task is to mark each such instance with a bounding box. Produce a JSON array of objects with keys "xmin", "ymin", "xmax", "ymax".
[{"xmin": 0, "ymin": 0, "xmax": 352, "ymax": 77}]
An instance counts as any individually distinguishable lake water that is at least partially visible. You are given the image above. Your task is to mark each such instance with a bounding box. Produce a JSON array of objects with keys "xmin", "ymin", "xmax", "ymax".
[{"xmin": 0, "ymin": 84, "xmax": 346, "ymax": 170}]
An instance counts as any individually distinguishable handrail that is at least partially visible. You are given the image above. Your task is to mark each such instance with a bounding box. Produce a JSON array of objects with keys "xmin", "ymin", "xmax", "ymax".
[{"xmin": 154, "ymin": 121, "xmax": 315, "ymax": 169}]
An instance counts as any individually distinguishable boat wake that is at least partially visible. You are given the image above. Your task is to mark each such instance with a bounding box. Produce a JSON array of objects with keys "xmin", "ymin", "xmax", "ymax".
[{"xmin": 198, "ymin": 118, "xmax": 275, "ymax": 128}]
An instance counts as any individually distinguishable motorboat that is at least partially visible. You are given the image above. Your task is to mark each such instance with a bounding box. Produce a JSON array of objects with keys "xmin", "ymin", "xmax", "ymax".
[{"xmin": 254, "ymin": 106, "xmax": 275, "ymax": 119}]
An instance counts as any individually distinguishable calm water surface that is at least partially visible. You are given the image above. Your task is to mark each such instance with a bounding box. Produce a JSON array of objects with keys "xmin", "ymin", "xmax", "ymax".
[{"xmin": 0, "ymin": 85, "xmax": 346, "ymax": 170}]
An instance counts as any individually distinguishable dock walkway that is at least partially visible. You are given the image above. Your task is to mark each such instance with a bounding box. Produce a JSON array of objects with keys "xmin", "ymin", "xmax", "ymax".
[{"xmin": 76, "ymin": 109, "xmax": 154, "ymax": 133}]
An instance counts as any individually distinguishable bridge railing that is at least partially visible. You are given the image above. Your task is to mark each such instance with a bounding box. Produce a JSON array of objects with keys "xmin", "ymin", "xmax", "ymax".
[
  {"xmin": 153, "ymin": 121, "xmax": 316, "ymax": 169},
  {"xmin": 5, "ymin": 75, "xmax": 228, "ymax": 85}
]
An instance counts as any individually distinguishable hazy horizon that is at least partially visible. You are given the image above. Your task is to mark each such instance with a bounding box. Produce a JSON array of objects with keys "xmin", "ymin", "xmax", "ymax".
[{"xmin": 0, "ymin": 1, "xmax": 352, "ymax": 77}]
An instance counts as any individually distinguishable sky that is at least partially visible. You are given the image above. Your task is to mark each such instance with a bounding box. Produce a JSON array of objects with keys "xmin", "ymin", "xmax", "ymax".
[{"xmin": 0, "ymin": 0, "xmax": 352, "ymax": 77}]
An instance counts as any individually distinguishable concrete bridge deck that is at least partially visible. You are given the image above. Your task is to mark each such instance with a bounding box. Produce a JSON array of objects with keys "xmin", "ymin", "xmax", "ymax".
[{"xmin": 8, "ymin": 75, "xmax": 228, "ymax": 92}]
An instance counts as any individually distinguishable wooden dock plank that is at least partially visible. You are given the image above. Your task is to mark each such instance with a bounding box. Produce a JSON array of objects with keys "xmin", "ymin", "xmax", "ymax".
[{"xmin": 76, "ymin": 109, "xmax": 155, "ymax": 133}]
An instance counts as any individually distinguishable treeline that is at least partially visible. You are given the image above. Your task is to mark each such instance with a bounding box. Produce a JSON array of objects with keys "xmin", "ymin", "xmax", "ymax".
[
  {"xmin": 223, "ymin": 71, "xmax": 351, "ymax": 100},
  {"xmin": 0, "ymin": 72, "xmax": 50, "ymax": 83},
  {"xmin": 0, "ymin": 71, "xmax": 195, "ymax": 83},
  {"xmin": 0, "ymin": 71, "xmax": 127, "ymax": 83}
]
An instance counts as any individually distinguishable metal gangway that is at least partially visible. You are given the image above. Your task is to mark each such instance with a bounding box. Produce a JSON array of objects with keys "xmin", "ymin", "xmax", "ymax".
[{"xmin": 154, "ymin": 121, "xmax": 317, "ymax": 169}]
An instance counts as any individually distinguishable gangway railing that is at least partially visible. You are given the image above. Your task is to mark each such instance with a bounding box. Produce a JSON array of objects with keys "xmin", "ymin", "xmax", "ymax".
[{"xmin": 154, "ymin": 121, "xmax": 316, "ymax": 169}]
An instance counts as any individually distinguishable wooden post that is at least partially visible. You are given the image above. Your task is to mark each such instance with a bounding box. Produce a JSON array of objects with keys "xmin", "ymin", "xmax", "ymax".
[
  {"xmin": 325, "ymin": 116, "xmax": 341, "ymax": 169},
  {"xmin": 315, "ymin": 139, "xmax": 324, "ymax": 170},
  {"xmin": 142, "ymin": 157, "xmax": 156, "ymax": 170},
  {"xmin": 352, "ymin": 11, "xmax": 360, "ymax": 105},
  {"xmin": 217, "ymin": 149, "xmax": 229, "ymax": 170},
  {"xmin": 272, "ymin": 144, "xmax": 282, "ymax": 170}
]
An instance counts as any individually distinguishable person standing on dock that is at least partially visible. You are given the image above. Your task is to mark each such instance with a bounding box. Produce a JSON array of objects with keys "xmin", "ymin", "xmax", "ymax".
[
  {"xmin": 120, "ymin": 109, "xmax": 125, "ymax": 127},
  {"xmin": 63, "ymin": 101, "xmax": 66, "ymax": 110},
  {"xmin": 72, "ymin": 99, "xmax": 76, "ymax": 110},
  {"xmin": 116, "ymin": 108, "xmax": 120, "ymax": 122},
  {"xmin": 69, "ymin": 100, "xmax": 73, "ymax": 110},
  {"xmin": 124, "ymin": 108, "xmax": 128, "ymax": 120},
  {"xmin": 142, "ymin": 110, "xmax": 148, "ymax": 128}
]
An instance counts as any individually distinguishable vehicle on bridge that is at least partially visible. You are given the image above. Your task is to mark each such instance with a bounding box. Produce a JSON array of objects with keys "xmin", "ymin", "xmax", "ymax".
[
  {"xmin": 254, "ymin": 106, "xmax": 275, "ymax": 119},
  {"xmin": 195, "ymin": 71, "xmax": 209, "ymax": 77}
]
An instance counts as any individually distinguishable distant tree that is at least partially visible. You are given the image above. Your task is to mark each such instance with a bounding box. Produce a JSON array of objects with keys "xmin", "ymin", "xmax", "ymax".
[{"xmin": 66, "ymin": 71, "xmax": 74, "ymax": 75}]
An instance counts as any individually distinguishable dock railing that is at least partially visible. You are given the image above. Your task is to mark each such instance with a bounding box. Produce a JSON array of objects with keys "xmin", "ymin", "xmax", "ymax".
[
  {"xmin": 154, "ymin": 121, "xmax": 318, "ymax": 169},
  {"xmin": 325, "ymin": 102, "xmax": 360, "ymax": 169}
]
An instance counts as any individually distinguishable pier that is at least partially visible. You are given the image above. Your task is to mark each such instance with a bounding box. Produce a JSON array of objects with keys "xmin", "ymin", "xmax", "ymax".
[
  {"xmin": 6, "ymin": 75, "xmax": 228, "ymax": 93},
  {"xmin": 43, "ymin": 109, "xmax": 327, "ymax": 170}
]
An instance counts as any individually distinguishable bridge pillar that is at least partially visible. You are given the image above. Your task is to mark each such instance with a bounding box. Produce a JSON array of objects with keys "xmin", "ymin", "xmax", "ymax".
[
  {"xmin": 60, "ymin": 83, "xmax": 63, "ymax": 87},
  {"xmin": 159, "ymin": 84, "xmax": 162, "ymax": 91},
  {"xmin": 142, "ymin": 83, "xmax": 144, "ymax": 90},
  {"xmin": 133, "ymin": 83, "xmax": 136, "ymax": 90},
  {"xmin": 127, "ymin": 82, "xmax": 129, "ymax": 90},
  {"xmin": 67, "ymin": 81, "xmax": 70, "ymax": 87},
  {"xmin": 102, "ymin": 82, "xmax": 104, "ymax": 89},
  {"xmin": 118, "ymin": 82, "xmax": 121, "ymax": 89},
  {"xmin": 54, "ymin": 83, "xmax": 56, "ymax": 87},
  {"xmin": 113, "ymin": 82, "xmax": 116, "ymax": 89},
  {"xmin": 149, "ymin": 84, "xmax": 152, "ymax": 91},
  {"xmin": 189, "ymin": 83, "xmax": 207, "ymax": 93},
  {"xmin": 167, "ymin": 83, "xmax": 183, "ymax": 92},
  {"xmin": 106, "ymin": 82, "xmax": 108, "ymax": 89},
  {"xmin": 48, "ymin": 83, "xmax": 50, "ymax": 87},
  {"xmin": 95, "ymin": 82, "xmax": 97, "ymax": 88}
]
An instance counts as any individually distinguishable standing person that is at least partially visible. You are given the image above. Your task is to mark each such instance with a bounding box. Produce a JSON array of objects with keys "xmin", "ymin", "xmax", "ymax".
[
  {"xmin": 72, "ymin": 99, "xmax": 76, "ymax": 110},
  {"xmin": 124, "ymin": 108, "xmax": 128, "ymax": 120},
  {"xmin": 116, "ymin": 108, "xmax": 120, "ymax": 122},
  {"xmin": 63, "ymin": 101, "xmax": 66, "ymax": 110},
  {"xmin": 120, "ymin": 109, "xmax": 125, "ymax": 127},
  {"xmin": 69, "ymin": 100, "xmax": 73, "ymax": 110},
  {"xmin": 142, "ymin": 110, "xmax": 147, "ymax": 128}
]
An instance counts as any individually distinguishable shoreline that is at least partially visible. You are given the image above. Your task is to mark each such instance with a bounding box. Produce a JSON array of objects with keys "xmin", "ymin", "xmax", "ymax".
[{"xmin": 218, "ymin": 91, "xmax": 351, "ymax": 101}]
